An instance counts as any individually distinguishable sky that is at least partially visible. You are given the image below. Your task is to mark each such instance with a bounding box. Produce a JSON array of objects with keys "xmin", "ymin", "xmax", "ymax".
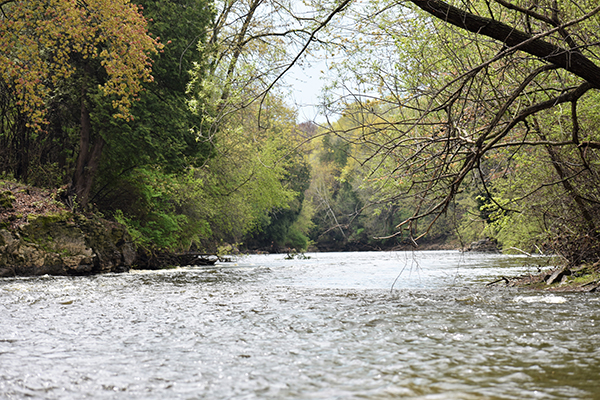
[{"xmin": 284, "ymin": 57, "xmax": 329, "ymax": 123}]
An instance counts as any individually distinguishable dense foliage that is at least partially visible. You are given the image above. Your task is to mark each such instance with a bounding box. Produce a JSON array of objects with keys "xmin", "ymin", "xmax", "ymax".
[
  {"xmin": 311, "ymin": 0, "xmax": 600, "ymax": 263},
  {"xmin": 0, "ymin": 0, "xmax": 162, "ymax": 202},
  {"xmin": 1, "ymin": 0, "xmax": 599, "ymax": 265},
  {"xmin": 0, "ymin": 0, "xmax": 313, "ymax": 253}
]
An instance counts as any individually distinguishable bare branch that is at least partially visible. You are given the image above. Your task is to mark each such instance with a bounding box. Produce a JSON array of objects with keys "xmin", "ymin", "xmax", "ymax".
[
  {"xmin": 483, "ymin": 82, "xmax": 594, "ymax": 152},
  {"xmin": 258, "ymin": 0, "xmax": 354, "ymax": 122},
  {"xmin": 580, "ymin": 141, "xmax": 600, "ymax": 149},
  {"xmin": 409, "ymin": 0, "xmax": 600, "ymax": 87}
]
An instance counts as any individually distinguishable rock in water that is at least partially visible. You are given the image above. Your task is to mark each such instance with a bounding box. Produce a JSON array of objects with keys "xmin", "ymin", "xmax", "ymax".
[
  {"xmin": 0, "ymin": 213, "xmax": 136, "ymax": 277},
  {"xmin": 464, "ymin": 238, "xmax": 501, "ymax": 253}
]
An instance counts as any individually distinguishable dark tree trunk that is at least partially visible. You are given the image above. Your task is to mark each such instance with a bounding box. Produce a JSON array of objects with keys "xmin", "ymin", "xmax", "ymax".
[
  {"xmin": 409, "ymin": 0, "xmax": 600, "ymax": 88},
  {"xmin": 72, "ymin": 94, "xmax": 104, "ymax": 207}
]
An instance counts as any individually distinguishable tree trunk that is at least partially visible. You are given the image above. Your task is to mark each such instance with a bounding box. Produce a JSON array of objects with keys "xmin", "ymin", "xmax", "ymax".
[
  {"xmin": 536, "ymin": 124, "xmax": 596, "ymax": 232},
  {"xmin": 71, "ymin": 94, "xmax": 104, "ymax": 208},
  {"xmin": 409, "ymin": 0, "xmax": 600, "ymax": 88}
]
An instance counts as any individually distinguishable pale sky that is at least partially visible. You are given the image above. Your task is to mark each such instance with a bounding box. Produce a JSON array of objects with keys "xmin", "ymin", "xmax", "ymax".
[{"xmin": 284, "ymin": 57, "xmax": 328, "ymax": 123}]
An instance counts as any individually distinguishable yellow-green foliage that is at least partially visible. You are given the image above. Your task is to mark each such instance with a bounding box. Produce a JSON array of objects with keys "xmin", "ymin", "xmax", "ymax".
[
  {"xmin": 0, "ymin": 0, "xmax": 162, "ymax": 128},
  {"xmin": 0, "ymin": 191, "xmax": 15, "ymax": 209}
]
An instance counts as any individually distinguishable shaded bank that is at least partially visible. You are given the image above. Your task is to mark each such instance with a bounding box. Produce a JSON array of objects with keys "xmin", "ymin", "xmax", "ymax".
[
  {"xmin": 488, "ymin": 263, "xmax": 600, "ymax": 292},
  {"xmin": 0, "ymin": 211, "xmax": 137, "ymax": 277},
  {"xmin": 0, "ymin": 181, "xmax": 135, "ymax": 277},
  {"xmin": 0, "ymin": 180, "xmax": 227, "ymax": 277}
]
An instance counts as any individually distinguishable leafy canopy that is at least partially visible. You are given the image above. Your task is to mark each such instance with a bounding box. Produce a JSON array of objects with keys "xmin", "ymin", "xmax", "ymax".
[{"xmin": 0, "ymin": 0, "xmax": 162, "ymax": 127}]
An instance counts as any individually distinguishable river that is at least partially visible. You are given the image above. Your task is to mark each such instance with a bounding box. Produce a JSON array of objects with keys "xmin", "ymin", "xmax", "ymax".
[{"xmin": 1, "ymin": 251, "xmax": 599, "ymax": 399}]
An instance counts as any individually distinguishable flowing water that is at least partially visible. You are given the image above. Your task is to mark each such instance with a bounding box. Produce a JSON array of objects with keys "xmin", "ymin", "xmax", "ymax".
[{"xmin": 1, "ymin": 251, "xmax": 599, "ymax": 399}]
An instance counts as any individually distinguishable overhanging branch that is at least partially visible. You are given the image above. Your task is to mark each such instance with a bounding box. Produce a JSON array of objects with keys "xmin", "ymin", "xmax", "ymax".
[{"xmin": 409, "ymin": 0, "xmax": 600, "ymax": 87}]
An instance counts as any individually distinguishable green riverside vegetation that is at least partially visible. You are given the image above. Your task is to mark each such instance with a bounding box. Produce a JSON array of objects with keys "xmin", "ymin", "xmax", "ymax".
[{"xmin": 1, "ymin": 0, "xmax": 599, "ymax": 274}]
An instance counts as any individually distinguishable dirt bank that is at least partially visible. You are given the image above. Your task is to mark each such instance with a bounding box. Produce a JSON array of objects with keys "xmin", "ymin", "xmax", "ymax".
[
  {"xmin": 1, "ymin": 180, "xmax": 136, "ymax": 276},
  {"xmin": 488, "ymin": 262, "xmax": 600, "ymax": 292}
]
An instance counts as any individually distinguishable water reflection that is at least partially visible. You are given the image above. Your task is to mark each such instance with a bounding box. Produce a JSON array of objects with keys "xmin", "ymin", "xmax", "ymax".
[{"xmin": 0, "ymin": 251, "xmax": 598, "ymax": 399}]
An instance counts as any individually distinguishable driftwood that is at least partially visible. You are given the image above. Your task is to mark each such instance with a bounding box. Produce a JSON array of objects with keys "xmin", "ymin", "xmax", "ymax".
[
  {"xmin": 580, "ymin": 279, "xmax": 600, "ymax": 292},
  {"xmin": 136, "ymin": 251, "xmax": 224, "ymax": 269},
  {"xmin": 486, "ymin": 276, "xmax": 510, "ymax": 286},
  {"xmin": 545, "ymin": 266, "xmax": 569, "ymax": 285}
]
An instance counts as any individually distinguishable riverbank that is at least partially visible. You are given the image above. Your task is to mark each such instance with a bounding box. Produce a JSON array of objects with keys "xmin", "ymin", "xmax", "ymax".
[
  {"xmin": 2, "ymin": 179, "xmax": 598, "ymax": 289},
  {"xmin": 0, "ymin": 180, "xmax": 227, "ymax": 277},
  {"xmin": 0, "ymin": 180, "xmax": 137, "ymax": 277},
  {"xmin": 488, "ymin": 262, "xmax": 600, "ymax": 292}
]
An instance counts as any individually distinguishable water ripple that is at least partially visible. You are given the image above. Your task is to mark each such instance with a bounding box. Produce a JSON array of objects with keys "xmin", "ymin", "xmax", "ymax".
[{"xmin": 1, "ymin": 251, "xmax": 598, "ymax": 399}]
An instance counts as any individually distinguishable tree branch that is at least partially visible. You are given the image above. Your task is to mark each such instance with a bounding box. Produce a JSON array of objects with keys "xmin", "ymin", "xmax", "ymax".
[
  {"xmin": 493, "ymin": 0, "xmax": 579, "ymax": 49},
  {"xmin": 257, "ymin": 0, "xmax": 354, "ymax": 123},
  {"xmin": 494, "ymin": 0, "xmax": 555, "ymax": 26},
  {"xmin": 580, "ymin": 141, "xmax": 600, "ymax": 149},
  {"xmin": 483, "ymin": 82, "xmax": 594, "ymax": 152},
  {"xmin": 409, "ymin": 0, "xmax": 600, "ymax": 87}
]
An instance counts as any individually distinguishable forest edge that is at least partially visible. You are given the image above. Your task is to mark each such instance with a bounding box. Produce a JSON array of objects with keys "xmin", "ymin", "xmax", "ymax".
[
  {"xmin": 2, "ymin": 179, "xmax": 599, "ymax": 291},
  {"xmin": 0, "ymin": 180, "xmax": 221, "ymax": 276}
]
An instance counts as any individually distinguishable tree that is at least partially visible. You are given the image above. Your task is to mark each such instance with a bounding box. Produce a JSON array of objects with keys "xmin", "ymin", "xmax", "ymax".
[
  {"xmin": 178, "ymin": 0, "xmax": 353, "ymax": 251},
  {"xmin": 189, "ymin": 0, "xmax": 355, "ymax": 135},
  {"xmin": 0, "ymin": 0, "xmax": 162, "ymax": 204},
  {"xmin": 93, "ymin": 0, "xmax": 215, "ymax": 209},
  {"xmin": 107, "ymin": 0, "xmax": 313, "ymax": 251},
  {"xmin": 314, "ymin": 0, "xmax": 600, "ymax": 262},
  {"xmin": 301, "ymin": 105, "xmax": 454, "ymax": 251}
]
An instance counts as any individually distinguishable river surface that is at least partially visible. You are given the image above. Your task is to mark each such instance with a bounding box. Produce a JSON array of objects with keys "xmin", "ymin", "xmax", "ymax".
[{"xmin": 1, "ymin": 251, "xmax": 599, "ymax": 399}]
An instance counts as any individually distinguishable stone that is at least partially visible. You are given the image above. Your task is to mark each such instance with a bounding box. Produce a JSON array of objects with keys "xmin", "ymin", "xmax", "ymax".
[
  {"xmin": 0, "ymin": 213, "xmax": 137, "ymax": 277},
  {"xmin": 464, "ymin": 238, "xmax": 501, "ymax": 253}
]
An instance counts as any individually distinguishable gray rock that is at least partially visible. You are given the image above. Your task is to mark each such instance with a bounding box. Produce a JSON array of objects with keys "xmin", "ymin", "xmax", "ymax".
[
  {"xmin": 465, "ymin": 238, "xmax": 501, "ymax": 253},
  {"xmin": 0, "ymin": 213, "xmax": 136, "ymax": 277}
]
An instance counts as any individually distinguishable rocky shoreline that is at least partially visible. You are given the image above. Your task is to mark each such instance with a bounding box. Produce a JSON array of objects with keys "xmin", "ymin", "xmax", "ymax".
[
  {"xmin": 0, "ymin": 212, "xmax": 137, "ymax": 277},
  {"xmin": 0, "ymin": 180, "xmax": 232, "ymax": 277},
  {"xmin": 487, "ymin": 263, "xmax": 600, "ymax": 292},
  {"xmin": 2, "ymin": 180, "xmax": 599, "ymax": 290},
  {"xmin": 0, "ymin": 181, "xmax": 136, "ymax": 277}
]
